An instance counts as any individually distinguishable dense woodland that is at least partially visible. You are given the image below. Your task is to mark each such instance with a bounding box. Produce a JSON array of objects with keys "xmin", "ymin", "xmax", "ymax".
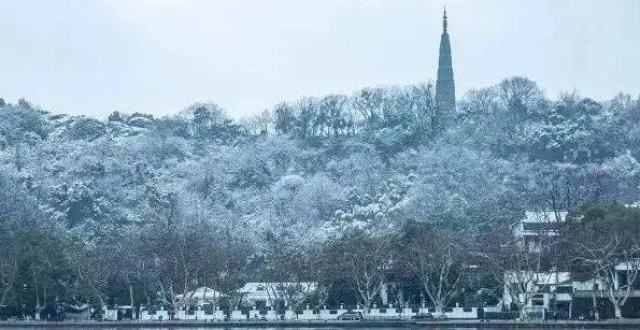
[{"xmin": 1, "ymin": 76, "xmax": 640, "ymax": 317}]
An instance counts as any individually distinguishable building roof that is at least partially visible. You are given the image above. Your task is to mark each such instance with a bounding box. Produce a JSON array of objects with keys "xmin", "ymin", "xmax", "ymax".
[
  {"xmin": 504, "ymin": 271, "xmax": 572, "ymax": 286},
  {"xmin": 175, "ymin": 287, "xmax": 226, "ymax": 302},
  {"xmin": 522, "ymin": 222, "xmax": 561, "ymax": 232},
  {"xmin": 512, "ymin": 211, "xmax": 568, "ymax": 236},
  {"xmin": 239, "ymin": 282, "xmax": 316, "ymax": 293},
  {"xmin": 523, "ymin": 211, "xmax": 567, "ymax": 223},
  {"xmin": 615, "ymin": 259, "xmax": 640, "ymax": 271}
]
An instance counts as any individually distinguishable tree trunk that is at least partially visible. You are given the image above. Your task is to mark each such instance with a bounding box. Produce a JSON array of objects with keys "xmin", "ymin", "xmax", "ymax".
[
  {"xmin": 95, "ymin": 288, "xmax": 107, "ymax": 317},
  {"xmin": 608, "ymin": 285, "xmax": 625, "ymax": 319},
  {"xmin": 614, "ymin": 304, "xmax": 623, "ymax": 319},
  {"xmin": 519, "ymin": 304, "xmax": 527, "ymax": 320},
  {"xmin": 591, "ymin": 292, "xmax": 599, "ymax": 320},
  {"xmin": 34, "ymin": 275, "xmax": 40, "ymax": 311},
  {"xmin": 129, "ymin": 284, "xmax": 135, "ymax": 311},
  {"xmin": 0, "ymin": 287, "xmax": 11, "ymax": 307},
  {"xmin": 42, "ymin": 282, "xmax": 47, "ymax": 310}
]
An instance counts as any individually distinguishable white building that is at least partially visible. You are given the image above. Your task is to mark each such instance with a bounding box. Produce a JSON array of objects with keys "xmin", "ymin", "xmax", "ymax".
[
  {"xmin": 503, "ymin": 211, "xmax": 571, "ymax": 317},
  {"xmin": 238, "ymin": 282, "xmax": 316, "ymax": 308},
  {"xmin": 511, "ymin": 211, "xmax": 567, "ymax": 252},
  {"xmin": 175, "ymin": 286, "xmax": 226, "ymax": 306},
  {"xmin": 502, "ymin": 271, "xmax": 573, "ymax": 315},
  {"xmin": 504, "ymin": 210, "xmax": 640, "ymax": 319}
]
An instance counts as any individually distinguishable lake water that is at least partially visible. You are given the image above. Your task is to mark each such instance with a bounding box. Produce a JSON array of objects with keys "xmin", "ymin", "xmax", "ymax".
[
  {"xmin": 1, "ymin": 328, "xmax": 635, "ymax": 330},
  {"xmin": 2, "ymin": 325, "xmax": 639, "ymax": 330},
  {"xmin": 0, "ymin": 326, "xmax": 579, "ymax": 330},
  {"xmin": 0, "ymin": 328, "xmax": 475, "ymax": 330},
  {"xmin": 0, "ymin": 328, "xmax": 431, "ymax": 330},
  {"xmin": 3, "ymin": 328, "xmax": 439, "ymax": 330}
]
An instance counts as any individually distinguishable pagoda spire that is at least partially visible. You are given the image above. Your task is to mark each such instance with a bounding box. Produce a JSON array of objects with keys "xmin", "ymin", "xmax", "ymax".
[
  {"xmin": 435, "ymin": 6, "xmax": 456, "ymax": 130},
  {"xmin": 443, "ymin": 6, "xmax": 448, "ymax": 32}
]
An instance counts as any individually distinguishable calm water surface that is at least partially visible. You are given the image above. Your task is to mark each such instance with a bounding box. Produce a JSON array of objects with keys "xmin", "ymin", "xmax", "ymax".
[
  {"xmin": 4, "ymin": 325, "xmax": 640, "ymax": 330},
  {"xmin": 0, "ymin": 327, "xmax": 489, "ymax": 330},
  {"xmin": 1, "ymin": 328, "xmax": 634, "ymax": 330},
  {"xmin": 0, "ymin": 328, "xmax": 474, "ymax": 330}
]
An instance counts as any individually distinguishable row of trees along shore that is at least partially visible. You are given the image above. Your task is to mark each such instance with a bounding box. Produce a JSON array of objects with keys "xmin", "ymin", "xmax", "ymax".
[
  {"xmin": 1, "ymin": 203, "xmax": 639, "ymax": 318},
  {"xmin": 1, "ymin": 76, "xmax": 640, "ymax": 317}
]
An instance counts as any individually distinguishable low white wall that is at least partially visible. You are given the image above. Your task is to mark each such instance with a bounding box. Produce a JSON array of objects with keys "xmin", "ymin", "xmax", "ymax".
[
  {"xmin": 103, "ymin": 309, "xmax": 118, "ymax": 321},
  {"xmin": 297, "ymin": 309, "xmax": 318, "ymax": 320},
  {"xmin": 175, "ymin": 310, "xmax": 196, "ymax": 320},
  {"xmin": 445, "ymin": 307, "xmax": 478, "ymax": 319},
  {"xmin": 265, "ymin": 310, "xmax": 278, "ymax": 320},
  {"xmin": 196, "ymin": 310, "xmax": 215, "ymax": 320},
  {"xmin": 321, "ymin": 309, "xmax": 342, "ymax": 320},
  {"xmin": 245, "ymin": 308, "xmax": 278, "ymax": 320},
  {"xmin": 213, "ymin": 310, "xmax": 225, "ymax": 320},
  {"xmin": 138, "ymin": 305, "xmax": 477, "ymax": 322},
  {"xmin": 140, "ymin": 309, "xmax": 170, "ymax": 321},
  {"xmin": 284, "ymin": 309, "xmax": 297, "ymax": 320},
  {"xmin": 174, "ymin": 307, "xmax": 226, "ymax": 321},
  {"xmin": 400, "ymin": 307, "xmax": 418, "ymax": 318},
  {"xmin": 483, "ymin": 305, "xmax": 501, "ymax": 313},
  {"xmin": 248, "ymin": 308, "xmax": 260, "ymax": 319},
  {"xmin": 230, "ymin": 310, "xmax": 246, "ymax": 321}
]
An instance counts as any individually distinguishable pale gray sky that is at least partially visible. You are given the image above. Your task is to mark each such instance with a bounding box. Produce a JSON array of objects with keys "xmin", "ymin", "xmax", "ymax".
[{"xmin": 0, "ymin": 0, "xmax": 638, "ymax": 118}]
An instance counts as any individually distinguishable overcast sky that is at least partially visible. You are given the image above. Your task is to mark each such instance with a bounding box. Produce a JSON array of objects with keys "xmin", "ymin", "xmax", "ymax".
[{"xmin": 0, "ymin": 0, "xmax": 638, "ymax": 119}]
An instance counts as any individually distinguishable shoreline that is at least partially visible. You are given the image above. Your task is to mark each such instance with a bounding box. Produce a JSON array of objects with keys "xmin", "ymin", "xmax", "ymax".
[{"xmin": 2, "ymin": 320, "xmax": 640, "ymax": 328}]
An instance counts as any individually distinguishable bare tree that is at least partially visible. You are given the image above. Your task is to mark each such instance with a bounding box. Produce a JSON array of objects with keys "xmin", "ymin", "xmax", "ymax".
[
  {"xmin": 574, "ymin": 241, "xmax": 640, "ymax": 318},
  {"xmin": 566, "ymin": 203, "xmax": 640, "ymax": 318},
  {"xmin": 66, "ymin": 242, "xmax": 111, "ymax": 311},
  {"xmin": 263, "ymin": 237, "xmax": 316, "ymax": 311},
  {"xmin": 352, "ymin": 88, "xmax": 384, "ymax": 129},
  {"xmin": 324, "ymin": 231, "xmax": 394, "ymax": 313},
  {"xmin": 0, "ymin": 248, "xmax": 17, "ymax": 307},
  {"xmin": 481, "ymin": 223, "xmax": 557, "ymax": 318},
  {"xmin": 401, "ymin": 223, "xmax": 467, "ymax": 315}
]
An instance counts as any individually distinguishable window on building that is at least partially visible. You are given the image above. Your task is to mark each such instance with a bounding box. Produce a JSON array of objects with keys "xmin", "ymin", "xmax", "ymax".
[{"xmin": 556, "ymin": 286, "xmax": 573, "ymax": 293}]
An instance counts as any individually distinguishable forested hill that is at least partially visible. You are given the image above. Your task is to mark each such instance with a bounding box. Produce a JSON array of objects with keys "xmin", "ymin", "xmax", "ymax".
[{"xmin": 1, "ymin": 75, "xmax": 639, "ymax": 251}]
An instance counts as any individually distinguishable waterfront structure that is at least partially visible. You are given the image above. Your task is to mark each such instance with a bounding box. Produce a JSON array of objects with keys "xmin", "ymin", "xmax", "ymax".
[
  {"xmin": 502, "ymin": 271, "xmax": 573, "ymax": 318},
  {"xmin": 239, "ymin": 282, "xmax": 317, "ymax": 309}
]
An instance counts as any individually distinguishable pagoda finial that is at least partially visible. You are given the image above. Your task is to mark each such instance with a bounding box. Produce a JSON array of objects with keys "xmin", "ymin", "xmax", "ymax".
[{"xmin": 443, "ymin": 6, "xmax": 448, "ymax": 33}]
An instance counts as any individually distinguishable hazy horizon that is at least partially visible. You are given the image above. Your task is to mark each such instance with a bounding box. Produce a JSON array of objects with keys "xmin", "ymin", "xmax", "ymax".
[{"xmin": 1, "ymin": 0, "xmax": 639, "ymax": 119}]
